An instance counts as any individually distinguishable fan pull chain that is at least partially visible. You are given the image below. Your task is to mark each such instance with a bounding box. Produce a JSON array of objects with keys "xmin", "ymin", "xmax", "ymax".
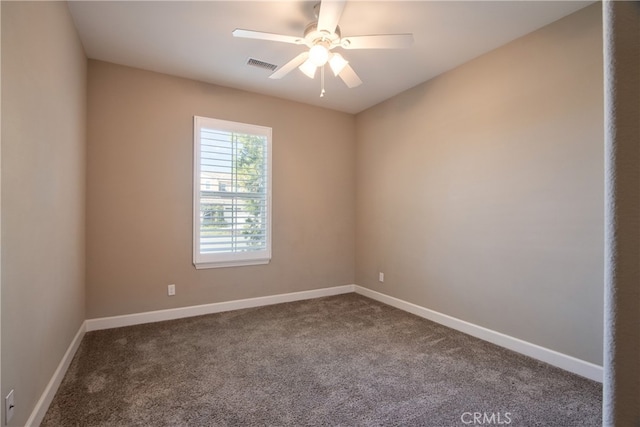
[{"xmin": 320, "ymin": 65, "xmax": 326, "ymax": 98}]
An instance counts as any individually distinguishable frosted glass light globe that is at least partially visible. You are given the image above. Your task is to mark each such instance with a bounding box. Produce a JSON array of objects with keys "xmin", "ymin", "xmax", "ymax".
[{"xmin": 309, "ymin": 44, "xmax": 329, "ymax": 66}]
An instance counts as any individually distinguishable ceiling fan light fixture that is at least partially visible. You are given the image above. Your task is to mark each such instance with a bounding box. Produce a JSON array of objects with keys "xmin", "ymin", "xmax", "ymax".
[
  {"xmin": 329, "ymin": 53, "xmax": 348, "ymax": 76},
  {"xmin": 299, "ymin": 59, "xmax": 318, "ymax": 78},
  {"xmin": 309, "ymin": 43, "xmax": 330, "ymax": 66},
  {"xmin": 233, "ymin": 0, "xmax": 414, "ymax": 92}
]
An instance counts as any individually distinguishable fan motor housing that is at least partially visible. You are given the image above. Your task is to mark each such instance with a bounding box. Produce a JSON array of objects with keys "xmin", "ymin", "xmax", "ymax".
[{"xmin": 303, "ymin": 22, "xmax": 341, "ymax": 48}]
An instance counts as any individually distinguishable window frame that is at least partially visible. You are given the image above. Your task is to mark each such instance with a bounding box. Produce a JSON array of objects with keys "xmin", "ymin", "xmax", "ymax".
[{"xmin": 193, "ymin": 116, "xmax": 272, "ymax": 269}]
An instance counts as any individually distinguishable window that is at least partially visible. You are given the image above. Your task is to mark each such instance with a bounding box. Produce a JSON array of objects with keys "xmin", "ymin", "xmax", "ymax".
[{"xmin": 193, "ymin": 116, "xmax": 271, "ymax": 269}]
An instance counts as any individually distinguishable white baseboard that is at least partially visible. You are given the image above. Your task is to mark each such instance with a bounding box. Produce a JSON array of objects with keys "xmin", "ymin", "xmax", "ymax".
[
  {"xmin": 86, "ymin": 283, "xmax": 602, "ymax": 381},
  {"xmin": 27, "ymin": 284, "xmax": 602, "ymax": 426},
  {"xmin": 26, "ymin": 321, "xmax": 86, "ymax": 427},
  {"xmin": 85, "ymin": 284, "xmax": 602, "ymax": 381},
  {"xmin": 353, "ymin": 285, "xmax": 603, "ymax": 382},
  {"xmin": 86, "ymin": 284, "xmax": 356, "ymax": 332}
]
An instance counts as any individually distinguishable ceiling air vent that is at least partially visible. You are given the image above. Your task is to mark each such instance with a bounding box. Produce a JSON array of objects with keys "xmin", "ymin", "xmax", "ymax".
[{"xmin": 246, "ymin": 58, "xmax": 278, "ymax": 72}]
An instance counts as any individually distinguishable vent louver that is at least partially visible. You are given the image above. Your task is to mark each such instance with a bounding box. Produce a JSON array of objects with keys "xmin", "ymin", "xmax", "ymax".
[{"xmin": 246, "ymin": 58, "xmax": 278, "ymax": 72}]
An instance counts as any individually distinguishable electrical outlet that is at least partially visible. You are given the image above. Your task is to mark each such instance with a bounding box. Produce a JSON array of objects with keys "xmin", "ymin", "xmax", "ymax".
[
  {"xmin": 379, "ymin": 272, "xmax": 384, "ymax": 282},
  {"xmin": 168, "ymin": 284, "xmax": 176, "ymax": 296},
  {"xmin": 5, "ymin": 389, "xmax": 15, "ymax": 424}
]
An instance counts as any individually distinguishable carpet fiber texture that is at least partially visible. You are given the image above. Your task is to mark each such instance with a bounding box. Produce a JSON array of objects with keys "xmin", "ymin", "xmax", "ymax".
[{"xmin": 42, "ymin": 294, "xmax": 601, "ymax": 426}]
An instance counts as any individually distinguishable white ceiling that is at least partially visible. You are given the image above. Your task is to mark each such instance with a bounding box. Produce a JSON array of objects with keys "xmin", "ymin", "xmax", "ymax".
[{"xmin": 68, "ymin": 1, "xmax": 593, "ymax": 114}]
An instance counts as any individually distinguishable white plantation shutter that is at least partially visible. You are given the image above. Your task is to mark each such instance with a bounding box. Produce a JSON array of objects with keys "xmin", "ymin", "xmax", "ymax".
[{"xmin": 193, "ymin": 116, "xmax": 271, "ymax": 269}]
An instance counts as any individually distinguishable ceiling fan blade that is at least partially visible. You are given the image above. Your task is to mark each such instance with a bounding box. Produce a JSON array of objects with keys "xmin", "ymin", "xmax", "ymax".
[
  {"xmin": 232, "ymin": 29, "xmax": 304, "ymax": 45},
  {"xmin": 341, "ymin": 34, "xmax": 414, "ymax": 49},
  {"xmin": 338, "ymin": 64, "xmax": 362, "ymax": 88},
  {"xmin": 269, "ymin": 52, "xmax": 309, "ymax": 79},
  {"xmin": 317, "ymin": 0, "xmax": 346, "ymax": 34}
]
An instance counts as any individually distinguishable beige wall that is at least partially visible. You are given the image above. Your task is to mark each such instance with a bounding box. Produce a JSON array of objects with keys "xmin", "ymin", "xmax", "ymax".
[
  {"xmin": 86, "ymin": 60, "xmax": 355, "ymax": 318},
  {"xmin": 355, "ymin": 5, "xmax": 604, "ymax": 365},
  {"xmin": 602, "ymin": 1, "xmax": 640, "ymax": 423},
  {"xmin": 1, "ymin": 2, "xmax": 86, "ymax": 426}
]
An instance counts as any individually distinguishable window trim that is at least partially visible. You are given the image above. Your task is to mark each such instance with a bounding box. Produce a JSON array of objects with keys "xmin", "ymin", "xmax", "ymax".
[{"xmin": 193, "ymin": 116, "xmax": 272, "ymax": 269}]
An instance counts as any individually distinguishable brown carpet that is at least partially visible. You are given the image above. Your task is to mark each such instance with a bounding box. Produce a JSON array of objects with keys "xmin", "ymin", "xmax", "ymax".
[{"xmin": 42, "ymin": 293, "xmax": 601, "ymax": 426}]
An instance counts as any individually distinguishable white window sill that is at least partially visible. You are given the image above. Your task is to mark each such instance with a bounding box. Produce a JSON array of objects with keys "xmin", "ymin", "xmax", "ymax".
[{"xmin": 194, "ymin": 258, "xmax": 271, "ymax": 270}]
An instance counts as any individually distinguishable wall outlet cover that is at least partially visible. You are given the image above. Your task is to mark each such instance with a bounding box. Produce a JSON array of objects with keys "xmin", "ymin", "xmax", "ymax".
[{"xmin": 168, "ymin": 284, "xmax": 176, "ymax": 296}]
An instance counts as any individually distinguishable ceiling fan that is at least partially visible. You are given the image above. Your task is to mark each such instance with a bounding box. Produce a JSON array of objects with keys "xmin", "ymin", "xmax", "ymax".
[{"xmin": 232, "ymin": 0, "xmax": 414, "ymax": 96}]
